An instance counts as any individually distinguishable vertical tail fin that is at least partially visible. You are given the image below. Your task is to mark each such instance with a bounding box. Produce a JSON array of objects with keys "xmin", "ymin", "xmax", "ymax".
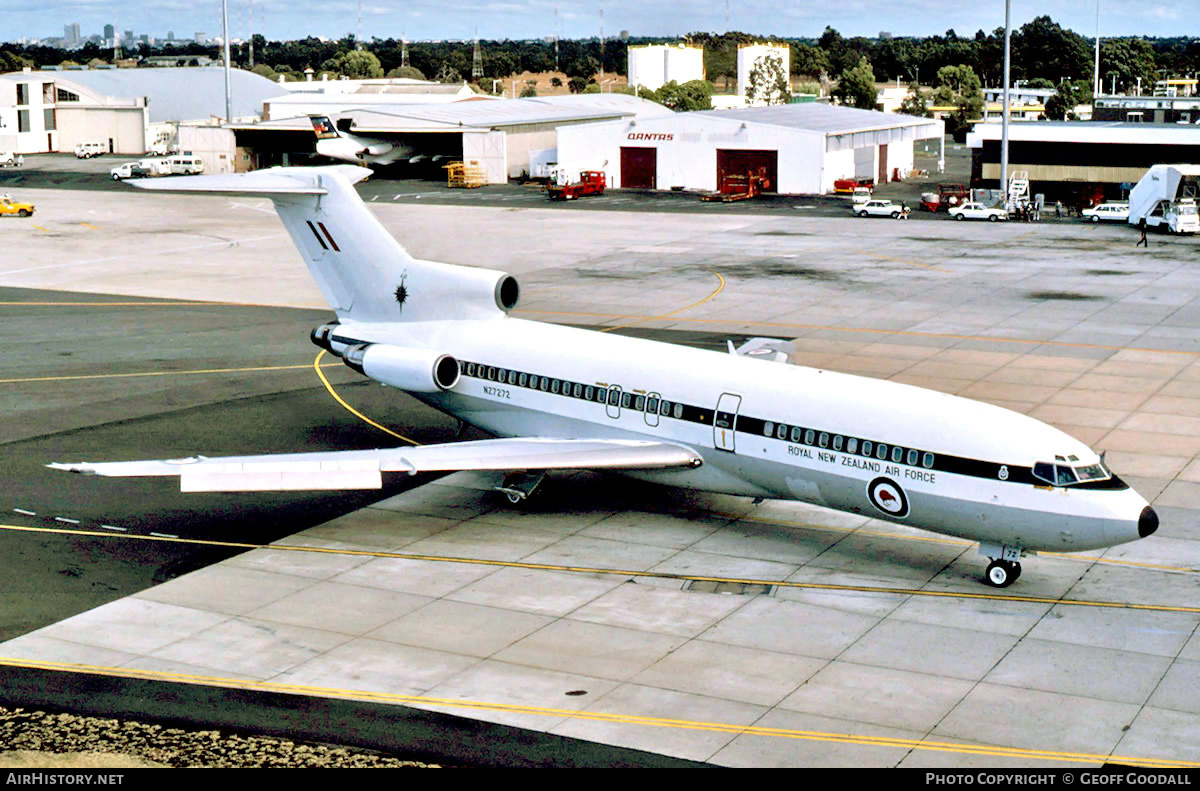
[
  {"xmin": 130, "ymin": 165, "xmax": 519, "ymax": 323},
  {"xmin": 310, "ymin": 115, "xmax": 340, "ymax": 139}
]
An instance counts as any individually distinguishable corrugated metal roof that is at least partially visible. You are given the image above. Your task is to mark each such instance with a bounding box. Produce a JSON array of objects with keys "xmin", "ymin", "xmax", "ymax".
[
  {"xmin": 967, "ymin": 120, "xmax": 1200, "ymax": 146},
  {"xmin": 1, "ymin": 67, "xmax": 280, "ymax": 123},
  {"xmin": 696, "ymin": 103, "xmax": 941, "ymax": 135}
]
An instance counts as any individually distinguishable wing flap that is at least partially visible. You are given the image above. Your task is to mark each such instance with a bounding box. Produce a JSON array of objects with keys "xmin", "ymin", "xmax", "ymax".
[{"xmin": 49, "ymin": 438, "xmax": 702, "ymax": 493}]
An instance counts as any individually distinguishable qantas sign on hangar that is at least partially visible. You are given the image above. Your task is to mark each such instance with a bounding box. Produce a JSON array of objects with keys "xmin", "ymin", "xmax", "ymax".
[{"xmin": 555, "ymin": 104, "xmax": 944, "ymax": 195}]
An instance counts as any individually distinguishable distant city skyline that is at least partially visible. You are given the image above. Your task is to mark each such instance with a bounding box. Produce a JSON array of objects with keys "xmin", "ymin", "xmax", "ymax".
[{"xmin": 6, "ymin": 1, "xmax": 1198, "ymax": 45}]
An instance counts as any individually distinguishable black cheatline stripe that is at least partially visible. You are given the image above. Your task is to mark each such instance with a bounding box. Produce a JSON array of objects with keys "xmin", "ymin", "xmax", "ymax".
[
  {"xmin": 455, "ymin": 362, "xmax": 1128, "ymax": 491},
  {"xmin": 317, "ymin": 221, "xmax": 341, "ymax": 252},
  {"xmin": 305, "ymin": 221, "xmax": 328, "ymax": 250}
]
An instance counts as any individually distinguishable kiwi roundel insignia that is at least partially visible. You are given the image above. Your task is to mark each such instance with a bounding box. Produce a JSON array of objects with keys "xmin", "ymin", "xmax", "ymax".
[{"xmin": 867, "ymin": 477, "xmax": 909, "ymax": 519}]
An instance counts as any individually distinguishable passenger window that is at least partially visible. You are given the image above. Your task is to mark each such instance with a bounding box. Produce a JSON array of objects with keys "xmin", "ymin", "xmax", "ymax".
[
  {"xmin": 487, "ymin": 367, "xmax": 497, "ymax": 380},
  {"xmin": 891, "ymin": 447, "xmax": 903, "ymax": 463},
  {"xmin": 573, "ymin": 383, "xmax": 583, "ymax": 398},
  {"xmin": 539, "ymin": 377, "xmax": 550, "ymax": 392},
  {"xmin": 518, "ymin": 372, "xmax": 528, "ymax": 387},
  {"xmin": 621, "ymin": 392, "xmax": 632, "ymax": 409},
  {"xmin": 790, "ymin": 426, "xmax": 802, "ymax": 443},
  {"xmin": 465, "ymin": 362, "xmax": 475, "ymax": 376},
  {"xmin": 861, "ymin": 440, "xmax": 872, "ymax": 456},
  {"xmin": 847, "ymin": 438, "xmax": 859, "ymax": 454},
  {"xmin": 777, "ymin": 424, "xmax": 787, "ymax": 440},
  {"xmin": 508, "ymin": 370, "xmax": 518, "ymax": 385},
  {"xmin": 907, "ymin": 449, "xmax": 918, "ymax": 466},
  {"xmin": 876, "ymin": 444, "xmax": 888, "ymax": 460},
  {"xmin": 804, "ymin": 429, "xmax": 815, "ymax": 445},
  {"xmin": 818, "ymin": 432, "xmax": 829, "ymax": 448},
  {"xmin": 661, "ymin": 400, "xmax": 671, "ymax": 414},
  {"xmin": 673, "ymin": 403, "xmax": 683, "ymax": 419},
  {"xmin": 764, "ymin": 421, "xmax": 774, "ymax": 438},
  {"xmin": 633, "ymin": 395, "xmax": 645, "ymax": 411},
  {"xmin": 648, "ymin": 397, "xmax": 659, "ymax": 414},
  {"xmin": 586, "ymin": 385, "xmax": 595, "ymax": 400},
  {"xmin": 608, "ymin": 389, "xmax": 620, "ymax": 405},
  {"xmin": 922, "ymin": 452, "xmax": 934, "ymax": 469},
  {"xmin": 551, "ymin": 379, "xmax": 560, "ymax": 394},
  {"xmin": 833, "ymin": 435, "xmax": 844, "ymax": 451}
]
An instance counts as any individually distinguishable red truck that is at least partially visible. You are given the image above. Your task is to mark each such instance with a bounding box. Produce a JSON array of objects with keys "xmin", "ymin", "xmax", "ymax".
[
  {"xmin": 547, "ymin": 170, "xmax": 607, "ymax": 200},
  {"xmin": 833, "ymin": 177, "xmax": 874, "ymax": 194}
]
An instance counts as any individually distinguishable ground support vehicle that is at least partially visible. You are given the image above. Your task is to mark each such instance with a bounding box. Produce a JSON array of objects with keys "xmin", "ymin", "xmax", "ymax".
[
  {"xmin": 74, "ymin": 141, "xmax": 106, "ymax": 159},
  {"xmin": 834, "ymin": 178, "xmax": 874, "ymax": 194},
  {"xmin": 548, "ymin": 170, "xmax": 607, "ymax": 201},
  {"xmin": 0, "ymin": 151, "xmax": 17, "ymax": 167},
  {"xmin": 920, "ymin": 183, "xmax": 970, "ymax": 212},
  {"xmin": 0, "ymin": 194, "xmax": 35, "ymax": 217},
  {"xmin": 949, "ymin": 202, "xmax": 1009, "ymax": 222},
  {"xmin": 1129, "ymin": 165, "xmax": 1200, "ymax": 234},
  {"xmin": 110, "ymin": 162, "xmax": 149, "ymax": 181}
]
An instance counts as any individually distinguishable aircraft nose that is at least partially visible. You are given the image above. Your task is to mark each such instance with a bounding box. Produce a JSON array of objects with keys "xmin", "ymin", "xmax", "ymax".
[{"xmin": 1139, "ymin": 505, "xmax": 1159, "ymax": 538}]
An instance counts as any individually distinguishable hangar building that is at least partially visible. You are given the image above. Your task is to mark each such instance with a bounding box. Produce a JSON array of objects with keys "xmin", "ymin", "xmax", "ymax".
[
  {"xmin": 967, "ymin": 121, "xmax": 1200, "ymax": 200},
  {"xmin": 555, "ymin": 103, "xmax": 944, "ymax": 194},
  {"xmin": 228, "ymin": 94, "xmax": 674, "ymax": 182},
  {"xmin": 0, "ymin": 66, "xmax": 280, "ymax": 155}
]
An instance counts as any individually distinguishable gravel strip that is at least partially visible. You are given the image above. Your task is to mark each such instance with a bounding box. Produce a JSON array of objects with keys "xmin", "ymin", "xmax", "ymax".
[{"xmin": 0, "ymin": 707, "xmax": 441, "ymax": 768}]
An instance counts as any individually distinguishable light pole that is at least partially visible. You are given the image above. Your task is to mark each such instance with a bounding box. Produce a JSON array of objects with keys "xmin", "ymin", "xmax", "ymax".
[
  {"xmin": 1001, "ymin": 0, "xmax": 1011, "ymax": 207},
  {"xmin": 222, "ymin": 0, "xmax": 232, "ymax": 123}
]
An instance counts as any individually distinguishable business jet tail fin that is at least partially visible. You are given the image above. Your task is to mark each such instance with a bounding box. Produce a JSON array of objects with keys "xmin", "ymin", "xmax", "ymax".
[{"xmin": 130, "ymin": 166, "xmax": 518, "ymax": 324}]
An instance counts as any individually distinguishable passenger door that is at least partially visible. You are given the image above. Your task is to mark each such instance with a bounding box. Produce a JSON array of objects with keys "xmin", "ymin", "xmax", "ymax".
[{"xmin": 713, "ymin": 393, "xmax": 741, "ymax": 452}]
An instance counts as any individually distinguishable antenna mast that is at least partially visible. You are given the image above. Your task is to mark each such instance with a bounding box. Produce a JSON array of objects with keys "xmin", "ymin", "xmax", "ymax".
[{"xmin": 472, "ymin": 27, "xmax": 483, "ymax": 81}]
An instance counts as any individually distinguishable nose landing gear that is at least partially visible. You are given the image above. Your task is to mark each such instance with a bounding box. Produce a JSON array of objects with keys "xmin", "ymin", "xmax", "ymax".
[
  {"xmin": 985, "ymin": 559, "xmax": 1021, "ymax": 588},
  {"xmin": 979, "ymin": 542, "xmax": 1026, "ymax": 588}
]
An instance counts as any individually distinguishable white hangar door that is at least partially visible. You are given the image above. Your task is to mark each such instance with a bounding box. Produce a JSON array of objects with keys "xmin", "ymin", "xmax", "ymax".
[
  {"xmin": 854, "ymin": 145, "xmax": 875, "ymax": 181},
  {"xmin": 462, "ymin": 131, "xmax": 508, "ymax": 185}
]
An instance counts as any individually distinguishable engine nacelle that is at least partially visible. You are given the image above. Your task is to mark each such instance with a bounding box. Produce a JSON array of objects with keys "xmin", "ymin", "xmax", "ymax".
[
  {"xmin": 310, "ymin": 322, "xmax": 340, "ymax": 353},
  {"xmin": 342, "ymin": 344, "xmax": 460, "ymax": 393}
]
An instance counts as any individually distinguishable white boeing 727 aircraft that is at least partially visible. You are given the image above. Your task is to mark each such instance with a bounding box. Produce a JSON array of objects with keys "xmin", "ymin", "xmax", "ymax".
[{"xmin": 49, "ymin": 165, "xmax": 1158, "ymax": 588}]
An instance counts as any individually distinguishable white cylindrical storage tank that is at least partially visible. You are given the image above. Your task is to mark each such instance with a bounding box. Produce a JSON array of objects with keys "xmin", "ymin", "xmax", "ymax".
[
  {"xmin": 738, "ymin": 44, "xmax": 791, "ymax": 100},
  {"xmin": 664, "ymin": 45, "xmax": 704, "ymax": 86},
  {"xmin": 628, "ymin": 45, "xmax": 667, "ymax": 92}
]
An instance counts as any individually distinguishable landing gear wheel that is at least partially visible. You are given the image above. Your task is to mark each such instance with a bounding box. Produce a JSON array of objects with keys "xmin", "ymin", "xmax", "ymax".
[{"xmin": 985, "ymin": 559, "xmax": 1018, "ymax": 588}]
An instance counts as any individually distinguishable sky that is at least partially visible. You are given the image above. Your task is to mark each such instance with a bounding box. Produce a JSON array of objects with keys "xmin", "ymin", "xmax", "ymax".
[{"xmin": 6, "ymin": 0, "xmax": 1197, "ymax": 43}]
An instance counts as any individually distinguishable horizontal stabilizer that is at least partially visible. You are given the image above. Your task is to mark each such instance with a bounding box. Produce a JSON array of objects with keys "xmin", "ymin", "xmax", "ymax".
[
  {"xmin": 729, "ymin": 337, "xmax": 794, "ymax": 364},
  {"xmin": 128, "ymin": 165, "xmax": 373, "ymax": 195},
  {"xmin": 48, "ymin": 438, "xmax": 704, "ymax": 493}
]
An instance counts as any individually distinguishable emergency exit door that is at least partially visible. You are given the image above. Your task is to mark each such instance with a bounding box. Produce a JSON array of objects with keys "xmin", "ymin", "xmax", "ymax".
[{"xmin": 713, "ymin": 393, "xmax": 741, "ymax": 452}]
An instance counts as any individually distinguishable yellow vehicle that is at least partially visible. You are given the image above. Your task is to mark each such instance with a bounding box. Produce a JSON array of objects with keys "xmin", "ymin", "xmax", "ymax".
[{"xmin": 0, "ymin": 193, "xmax": 35, "ymax": 217}]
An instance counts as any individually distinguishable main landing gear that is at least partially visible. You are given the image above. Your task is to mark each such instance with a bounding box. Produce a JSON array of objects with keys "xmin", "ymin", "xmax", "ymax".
[
  {"xmin": 495, "ymin": 471, "xmax": 545, "ymax": 507},
  {"xmin": 979, "ymin": 542, "xmax": 1026, "ymax": 588}
]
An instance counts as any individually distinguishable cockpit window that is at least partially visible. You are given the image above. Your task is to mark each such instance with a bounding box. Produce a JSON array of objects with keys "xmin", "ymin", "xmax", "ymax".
[{"xmin": 1034, "ymin": 459, "xmax": 1109, "ymax": 486}]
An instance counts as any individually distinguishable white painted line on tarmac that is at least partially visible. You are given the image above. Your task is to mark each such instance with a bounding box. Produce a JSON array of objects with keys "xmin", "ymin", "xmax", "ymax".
[
  {"xmin": 13, "ymin": 508, "xmax": 35, "ymax": 516},
  {"xmin": 149, "ymin": 532, "xmax": 178, "ymax": 538},
  {"xmin": 100, "ymin": 525, "xmax": 127, "ymax": 532},
  {"xmin": 54, "ymin": 517, "xmax": 80, "ymax": 525}
]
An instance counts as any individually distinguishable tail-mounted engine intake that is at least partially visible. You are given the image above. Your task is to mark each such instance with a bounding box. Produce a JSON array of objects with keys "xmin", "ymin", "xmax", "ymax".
[
  {"xmin": 310, "ymin": 322, "xmax": 341, "ymax": 353},
  {"xmin": 342, "ymin": 344, "xmax": 460, "ymax": 392}
]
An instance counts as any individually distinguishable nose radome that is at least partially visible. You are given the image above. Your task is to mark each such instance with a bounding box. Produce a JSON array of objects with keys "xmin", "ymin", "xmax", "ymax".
[{"xmin": 1139, "ymin": 506, "xmax": 1159, "ymax": 538}]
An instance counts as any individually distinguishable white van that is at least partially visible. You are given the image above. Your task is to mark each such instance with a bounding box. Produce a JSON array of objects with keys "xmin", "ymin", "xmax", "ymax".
[
  {"xmin": 74, "ymin": 141, "xmax": 107, "ymax": 159},
  {"xmin": 0, "ymin": 151, "xmax": 16, "ymax": 167},
  {"xmin": 165, "ymin": 155, "xmax": 204, "ymax": 175},
  {"xmin": 138, "ymin": 158, "xmax": 172, "ymax": 176}
]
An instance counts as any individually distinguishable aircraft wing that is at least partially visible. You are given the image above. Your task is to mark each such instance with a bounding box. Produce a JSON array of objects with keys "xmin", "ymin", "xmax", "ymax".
[{"xmin": 47, "ymin": 438, "xmax": 703, "ymax": 493}]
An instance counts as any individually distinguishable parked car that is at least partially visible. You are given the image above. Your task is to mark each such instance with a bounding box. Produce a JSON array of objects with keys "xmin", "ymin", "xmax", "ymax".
[
  {"xmin": 949, "ymin": 202, "xmax": 1009, "ymax": 222},
  {"xmin": 855, "ymin": 199, "xmax": 908, "ymax": 219},
  {"xmin": 165, "ymin": 155, "xmax": 204, "ymax": 175},
  {"xmin": 74, "ymin": 141, "xmax": 107, "ymax": 159},
  {"xmin": 1081, "ymin": 202, "xmax": 1129, "ymax": 223},
  {"xmin": 0, "ymin": 193, "xmax": 35, "ymax": 217},
  {"xmin": 110, "ymin": 162, "xmax": 149, "ymax": 181}
]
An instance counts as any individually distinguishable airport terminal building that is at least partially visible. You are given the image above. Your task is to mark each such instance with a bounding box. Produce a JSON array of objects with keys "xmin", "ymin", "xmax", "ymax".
[
  {"xmin": 967, "ymin": 121, "xmax": 1200, "ymax": 200},
  {"xmin": 555, "ymin": 103, "xmax": 945, "ymax": 194},
  {"xmin": 0, "ymin": 66, "xmax": 280, "ymax": 156}
]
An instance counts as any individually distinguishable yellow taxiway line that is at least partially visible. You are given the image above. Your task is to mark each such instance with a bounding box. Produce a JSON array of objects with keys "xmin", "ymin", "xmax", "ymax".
[{"xmin": 0, "ymin": 657, "xmax": 1194, "ymax": 769}]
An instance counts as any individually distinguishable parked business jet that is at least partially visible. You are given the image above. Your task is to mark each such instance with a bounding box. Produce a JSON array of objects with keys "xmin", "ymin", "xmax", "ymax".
[
  {"xmin": 48, "ymin": 165, "xmax": 1159, "ymax": 588},
  {"xmin": 310, "ymin": 115, "xmax": 415, "ymax": 166}
]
